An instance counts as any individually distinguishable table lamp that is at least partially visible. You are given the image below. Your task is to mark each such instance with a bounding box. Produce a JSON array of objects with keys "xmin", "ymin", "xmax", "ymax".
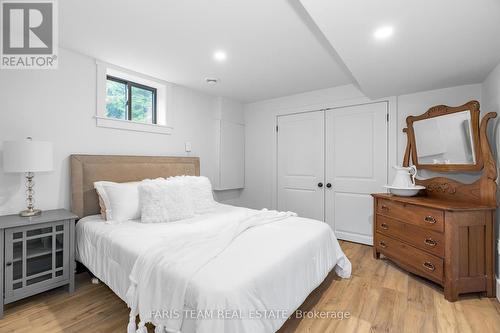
[{"xmin": 3, "ymin": 137, "xmax": 53, "ymax": 217}]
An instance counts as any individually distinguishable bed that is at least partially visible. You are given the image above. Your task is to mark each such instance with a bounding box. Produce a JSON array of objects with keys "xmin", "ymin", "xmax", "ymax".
[{"xmin": 71, "ymin": 155, "xmax": 351, "ymax": 333}]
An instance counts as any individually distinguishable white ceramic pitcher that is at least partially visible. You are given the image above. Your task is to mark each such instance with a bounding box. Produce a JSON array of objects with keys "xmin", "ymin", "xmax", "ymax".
[{"xmin": 391, "ymin": 165, "xmax": 417, "ymax": 188}]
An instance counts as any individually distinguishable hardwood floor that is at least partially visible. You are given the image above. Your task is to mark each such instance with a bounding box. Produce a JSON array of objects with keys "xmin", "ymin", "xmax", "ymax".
[{"xmin": 1, "ymin": 241, "xmax": 499, "ymax": 333}]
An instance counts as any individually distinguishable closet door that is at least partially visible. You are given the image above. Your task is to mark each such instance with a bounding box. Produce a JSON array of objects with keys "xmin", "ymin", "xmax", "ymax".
[
  {"xmin": 277, "ymin": 111, "xmax": 324, "ymax": 221},
  {"xmin": 325, "ymin": 102, "xmax": 388, "ymax": 245}
]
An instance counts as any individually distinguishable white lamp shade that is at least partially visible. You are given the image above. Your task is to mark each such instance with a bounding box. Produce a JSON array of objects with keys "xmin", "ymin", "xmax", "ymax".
[{"xmin": 3, "ymin": 139, "xmax": 53, "ymax": 173}]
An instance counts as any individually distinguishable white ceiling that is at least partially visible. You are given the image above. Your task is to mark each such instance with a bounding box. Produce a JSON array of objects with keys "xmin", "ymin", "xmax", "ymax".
[
  {"xmin": 300, "ymin": 0, "xmax": 500, "ymax": 98},
  {"xmin": 60, "ymin": 0, "xmax": 500, "ymax": 102},
  {"xmin": 59, "ymin": 0, "xmax": 353, "ymax": 103}
]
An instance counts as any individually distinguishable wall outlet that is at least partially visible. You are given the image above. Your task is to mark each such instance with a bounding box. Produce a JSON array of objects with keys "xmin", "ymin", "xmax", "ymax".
[{"xmin": 185, "ymin": 141, "xmax": 192, "ymax": 152}]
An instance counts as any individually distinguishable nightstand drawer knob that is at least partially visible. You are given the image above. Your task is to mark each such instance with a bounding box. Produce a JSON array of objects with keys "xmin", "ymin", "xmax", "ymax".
[
  {"xmin": 379, "ymin": 241, "xmax": 387, "ymax": 248},
  {"xmin": 380, "ymin": 223, "xmax": 389, "ymax": 230}
]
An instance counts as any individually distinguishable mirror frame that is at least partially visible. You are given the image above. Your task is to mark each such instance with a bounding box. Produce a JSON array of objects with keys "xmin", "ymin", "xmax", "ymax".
[{"xmin": 406, "ymin": 101, "xmax": 483, "ymax": 172}]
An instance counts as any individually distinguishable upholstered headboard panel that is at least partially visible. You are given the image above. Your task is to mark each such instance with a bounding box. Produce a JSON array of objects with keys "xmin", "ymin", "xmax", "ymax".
[{"xmin": 70, "ymin": 155, "xmax": 200, "ymax": 218}]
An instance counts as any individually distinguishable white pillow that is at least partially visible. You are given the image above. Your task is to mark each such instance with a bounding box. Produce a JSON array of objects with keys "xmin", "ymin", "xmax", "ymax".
[
  {"xmin": 169, "ymin": 176, "xmax": 216, "ymax": 214},
  {"xmin": 139, "ymin": 178, "xmax": 195, "ymax": 223},
  {"xmin": 94, "ymin": 181, "xmax": 141, "ymax": 222}
]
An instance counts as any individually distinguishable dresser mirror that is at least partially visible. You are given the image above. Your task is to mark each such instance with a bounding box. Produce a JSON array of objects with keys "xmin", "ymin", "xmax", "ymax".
[
  {"xmin": 405, "ymin": 101, "xmax": 482, "ymax": 171},
  {"xmin": 402, "ymin": 100, "xmax": 497, "ymax": 206}
]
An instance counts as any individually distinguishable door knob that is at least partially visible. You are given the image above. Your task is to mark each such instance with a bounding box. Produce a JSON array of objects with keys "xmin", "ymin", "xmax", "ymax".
[
  {"xmin": 326, "ymin": 183, "xmax": 332, "ymax": 188},
  {"xmin": 317, "ymin": 182, "xmax": 323, "ymax": 188}
]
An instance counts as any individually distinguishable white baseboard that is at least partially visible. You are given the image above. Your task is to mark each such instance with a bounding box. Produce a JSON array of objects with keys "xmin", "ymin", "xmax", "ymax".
[
  {"xmin": 497, "ymin": 278, "xmax": 500, "ymax": 302},
  {"xmin": 335, "ymin": 231, "xmax": 373, "ymax": 245}
]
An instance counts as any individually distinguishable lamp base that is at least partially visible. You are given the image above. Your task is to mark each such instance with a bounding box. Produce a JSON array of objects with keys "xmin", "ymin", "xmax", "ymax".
[{"xmin": 19, "ymin": 209, "xmax": 42, "ymax": 217}]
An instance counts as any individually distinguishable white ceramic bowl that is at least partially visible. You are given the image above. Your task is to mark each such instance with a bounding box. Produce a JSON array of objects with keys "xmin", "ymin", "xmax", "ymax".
[{"xmin": 383, "ymin": 185, "xmax": 425, "ymax": 197}]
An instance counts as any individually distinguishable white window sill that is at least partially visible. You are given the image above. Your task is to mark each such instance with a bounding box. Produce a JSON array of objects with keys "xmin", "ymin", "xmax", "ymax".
[{"xmin": 95, "ymin": 116, "xmax": 173, "ymax": 135}]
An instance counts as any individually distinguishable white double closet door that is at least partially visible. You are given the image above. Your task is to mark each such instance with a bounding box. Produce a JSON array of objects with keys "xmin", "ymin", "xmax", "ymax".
[{"xmin": 277, "ymin": 102, "xmax": 388, "ymax": 245}]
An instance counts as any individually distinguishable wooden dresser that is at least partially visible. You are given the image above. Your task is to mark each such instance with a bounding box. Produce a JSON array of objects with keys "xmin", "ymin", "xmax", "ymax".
[
  {"xmin": 372, "ymin": 101, "xmax": 497, "ymax": 302},
  {"xmin": 372, "ymin": 194, "xmax": 495, "ymax": 301}
]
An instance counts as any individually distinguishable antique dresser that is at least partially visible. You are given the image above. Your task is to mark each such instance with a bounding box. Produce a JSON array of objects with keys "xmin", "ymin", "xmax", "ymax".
[{"xmin": 372, "ymin": 101, "xmax": 497, "ymax": 301}]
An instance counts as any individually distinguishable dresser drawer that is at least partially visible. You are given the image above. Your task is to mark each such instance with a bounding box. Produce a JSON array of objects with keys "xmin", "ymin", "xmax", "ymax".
[
  {"xmin": 376, "ymin": 215, "xmax": 444, "ymax": 257},
  {"xmin": 376, "ymin": 233, "xmax": 444, "ymax": 283},
  {"xmin": 377, "ymin": 198, "xmax": 444, "ymax": 232}
]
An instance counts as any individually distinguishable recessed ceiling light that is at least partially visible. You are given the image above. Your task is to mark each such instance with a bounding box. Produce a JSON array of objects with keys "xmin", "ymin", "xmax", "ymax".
[
  {"xmin": 213, "ymin": 50, "xmax": 227, "ymax": 62},
  {"xmin": 374, "ymin": 26, "xmax": 394, "ymax": 40}
]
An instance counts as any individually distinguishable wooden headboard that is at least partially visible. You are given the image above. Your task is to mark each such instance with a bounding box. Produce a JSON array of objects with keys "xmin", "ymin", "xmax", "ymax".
[{"xmin": 70, "ymin": 155, "xmax": 200, "ymax": 218}]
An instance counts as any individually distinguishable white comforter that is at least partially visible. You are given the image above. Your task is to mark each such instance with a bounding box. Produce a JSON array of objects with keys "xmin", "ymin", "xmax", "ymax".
[{"xmin": 76, "ymin": 204, "xmax": 351, "ymax": 333}]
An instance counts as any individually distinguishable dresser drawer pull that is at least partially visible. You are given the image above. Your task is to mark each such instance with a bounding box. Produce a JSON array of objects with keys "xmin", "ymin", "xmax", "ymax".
[
  {"xmin": 422, "ymin": 261, "xmax": 435, "ymax": 271},
  {"xmin": 424, "ymin": 238, "xmax": 437, "ymax": 247},
  {"xmin": 379, "ymin": 241, "xmax": 387, "ymax": 248},
  {"xmin": 381, "ymin": 205, "xmax": 390, "ymax": 211},
  {"xmin": 424, "ymin": 216, "xmax": 436, "ymax": 224},
  {"xmin": 380, "ymin": 223, "xmax": 389, "ymax": 230}
]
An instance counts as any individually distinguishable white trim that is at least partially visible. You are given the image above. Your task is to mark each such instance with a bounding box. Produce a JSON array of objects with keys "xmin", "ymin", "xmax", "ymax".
[
  {"xmin": 95, "ymin": 60, "xmax": 175, "ymax": 134},
  {"xmin": 387, "ymin": 96, "xmax": 398, "ymax": 189},
  {"xmin": 496, "ymin": 277, "xmax": 500, "ymax": 302},
  {"xmin": 96, "ymin": 60, "xmax": 167, "ymax": 83},
  {"xmin": 96, "ymin": 62, "xmax": 107, "ymax": 122},
  {"xmin": 335, "ymin": 231, "xmax": 373, "ymax": 246},
  {"xmin": 95, "ymin": 116, "xmax": 173, "ymax": 135}
]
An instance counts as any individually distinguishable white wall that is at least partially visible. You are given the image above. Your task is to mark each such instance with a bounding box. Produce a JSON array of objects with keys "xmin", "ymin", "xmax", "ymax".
[
  {"xmin": 240, "ymin": 83, "xmax": 482, "ymax": 210},
  {"xmin": 483, "ymin": 63, "xmax": 500, "ymax": 115},
  {"xmin": 0, "ymin": 48, "xmax": 240, "ymax": 215},
  {"xmin": 481, "ymin": 61, "xmax": 500, "ymax": 280},
  {"xmin": 483, "ymin": 62, "xmax": 500, "ymax": 158}
]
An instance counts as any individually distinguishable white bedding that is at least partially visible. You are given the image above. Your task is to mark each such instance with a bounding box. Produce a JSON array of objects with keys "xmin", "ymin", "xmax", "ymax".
[{"xmin": 76, "ymin": 204, "xmax": 351, "ymax": 333}]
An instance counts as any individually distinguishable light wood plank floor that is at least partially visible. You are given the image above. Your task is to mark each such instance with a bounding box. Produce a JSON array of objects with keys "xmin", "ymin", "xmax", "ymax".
[{"xmin": 1, "ymin": 241, "xmax": 500, "ymax": 333}]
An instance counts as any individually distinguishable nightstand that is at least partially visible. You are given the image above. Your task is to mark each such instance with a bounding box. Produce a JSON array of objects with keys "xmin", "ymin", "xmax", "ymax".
[{"xmin": 0, "ymin": 209, "xmax": 77, "ymax": 318}]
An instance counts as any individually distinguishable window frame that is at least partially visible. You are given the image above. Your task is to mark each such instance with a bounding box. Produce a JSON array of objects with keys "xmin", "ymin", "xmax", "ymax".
[
  {"xmin": 96, "ymin": 61, "xmax": 173, "ymax": 135},
  {"xmin": 106, "ymin": 75, "xmax": 158, "ymax": 124}
]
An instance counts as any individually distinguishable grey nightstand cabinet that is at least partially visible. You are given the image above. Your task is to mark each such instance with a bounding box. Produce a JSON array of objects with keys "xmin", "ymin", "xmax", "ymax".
[{"xmin": 0, "ymin": 209, "xmax": 77, "ymax": 318}]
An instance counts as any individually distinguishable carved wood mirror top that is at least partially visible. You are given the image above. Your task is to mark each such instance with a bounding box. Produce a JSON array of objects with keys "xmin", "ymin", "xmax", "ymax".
[
  {"xmin": 402, "ymin": 101, "xmax": 497, "ymax": 207},
  {"xmin": 405, "ymin": 101, "xmax": 482, "ymax": 172}
]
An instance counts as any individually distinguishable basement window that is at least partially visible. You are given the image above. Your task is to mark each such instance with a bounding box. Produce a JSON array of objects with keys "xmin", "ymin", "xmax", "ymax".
[
  {"xmin": 106, "ymin": 75, "xmax": 157, "ymax": 124},
  {"xmin": 96, "ymin": 61, "xmax": 173, "ymax": 134}
]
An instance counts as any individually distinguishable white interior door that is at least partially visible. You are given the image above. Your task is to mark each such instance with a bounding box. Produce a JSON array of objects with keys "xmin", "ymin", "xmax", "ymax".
[
  {"xmin": 277, "ymin": 111, "xmax": 324, "ymax": 221},
  {"xmin": 325, "ymin": 102, "xmax": 388, "ymax": 245}
]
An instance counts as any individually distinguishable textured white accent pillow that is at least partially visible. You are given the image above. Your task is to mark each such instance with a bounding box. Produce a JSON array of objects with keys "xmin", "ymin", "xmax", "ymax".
[
  {"xmin": 139, "ymin": 178, "xmax": 195, "ymax": 223},
  {"xmin": 93, "ymin": 181, "xmax": 141, "ymax": 222},
  {"xmin": 169, "ymin": 176, "xmax": 216, "ymax": 214}
]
